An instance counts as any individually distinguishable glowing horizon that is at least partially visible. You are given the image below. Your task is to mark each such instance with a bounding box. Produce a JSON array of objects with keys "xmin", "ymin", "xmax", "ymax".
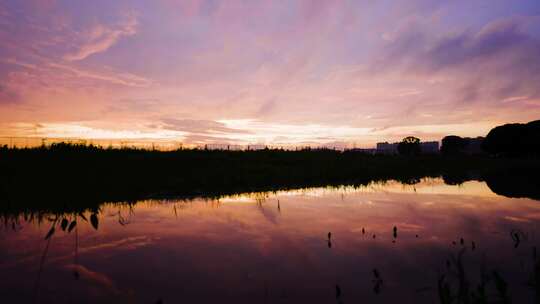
[{"xmin": 1, "ymin": 1, "xmax": 539, "ymax": 147}]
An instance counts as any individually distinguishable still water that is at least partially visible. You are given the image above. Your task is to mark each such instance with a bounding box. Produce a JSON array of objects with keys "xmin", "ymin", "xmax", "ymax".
[{"xmin": 1, "ymin": 178, "xmax": 540, "ymax": 303}]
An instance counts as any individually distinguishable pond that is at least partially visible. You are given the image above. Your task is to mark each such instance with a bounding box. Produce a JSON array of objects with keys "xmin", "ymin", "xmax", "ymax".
[{"xmin": 1, "ymin": 178, "xmax": 540, "ymax": 303}]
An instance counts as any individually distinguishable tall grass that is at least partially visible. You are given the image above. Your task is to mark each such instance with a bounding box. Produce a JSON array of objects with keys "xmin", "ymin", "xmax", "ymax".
[{"xmin": 0, "ymin": 143, "xmax": 539, "ymax": 214}]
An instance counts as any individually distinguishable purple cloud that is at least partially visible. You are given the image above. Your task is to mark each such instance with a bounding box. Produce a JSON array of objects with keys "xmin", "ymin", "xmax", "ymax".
[
  {"xmin": 378, "ymin": 18, "xmax": 540, "ymax": 100},
  {"xmin": 1, "ymin": 1, "xmax": 540, "ymax": 145},
  {"xmin": 64, "ymin": 12, "xmax": 138, "ymax": 61}
]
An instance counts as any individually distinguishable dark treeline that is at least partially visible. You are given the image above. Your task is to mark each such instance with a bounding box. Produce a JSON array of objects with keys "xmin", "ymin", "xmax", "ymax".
[
  {"xmin": 1, "ymin": 142, "xmax": 540, "ymax": 214},
  {"xmin": 482, "ymin": 119, "xmax": 540, "ymax": 157},
  {"xmin": 441, "ymin": 136, "xmax": 484, "ymax": 155},
  {"xmin": 441, "ymin": 119, "xmax": 540, "ymax": 156}
]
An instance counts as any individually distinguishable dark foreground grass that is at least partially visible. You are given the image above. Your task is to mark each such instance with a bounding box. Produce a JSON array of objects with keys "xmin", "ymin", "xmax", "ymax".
[{"xmin": 0, "ymin": 143, "xmax": 539, "ymax": 214}]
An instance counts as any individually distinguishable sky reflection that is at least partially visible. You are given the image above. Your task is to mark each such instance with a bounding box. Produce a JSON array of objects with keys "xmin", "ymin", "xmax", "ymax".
[{"xmin": 1, "ymin": 178, "xmax": 540, "ymax": 303}]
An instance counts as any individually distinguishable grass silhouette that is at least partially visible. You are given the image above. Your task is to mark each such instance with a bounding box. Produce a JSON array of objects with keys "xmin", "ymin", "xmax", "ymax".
[{"xmin": 0, "ymin": 143, "xmax": 539, "ymax": 214}]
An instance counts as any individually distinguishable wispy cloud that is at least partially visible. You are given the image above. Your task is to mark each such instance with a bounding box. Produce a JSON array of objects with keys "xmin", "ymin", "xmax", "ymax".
[
  {"xmin": 376, "ymin": 17, "xmax": 540, "ymax": 102},
  {"xmin": 48, "ymin": 62, "xmax": 153, "ymax": 87},
  {"xmin": 161, "ymin": 118, "xmax": 251, "ymax": 135},
  {"xmin": 1, "ymin": 1, "xmax": 540, "ymax": 145},
  {"xmin": 64, "ymin": 12, "xmax": 138, "ymax": 61},
  {"xmin": 7, "ymin": 122, "xmax": 186, "ymax": 140}
]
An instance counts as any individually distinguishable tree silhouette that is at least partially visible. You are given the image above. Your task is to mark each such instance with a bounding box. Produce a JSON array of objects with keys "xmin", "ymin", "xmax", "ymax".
[
  {"xmin": 482, "ymin": 120, "xmax": 540, "ymax": 157},
  {"xmin": 397, "ymin": 136, "xmax": 421, "ymax": 156},
  {"xmin": 441, "ymin": 135, "xmax": 468, "ymax": 155}
]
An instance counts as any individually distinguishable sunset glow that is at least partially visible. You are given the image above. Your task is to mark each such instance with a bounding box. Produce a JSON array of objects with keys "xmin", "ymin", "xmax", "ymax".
[{"xmin": 1, "ymin": 1, "xmax": 539, "ymax": 147}]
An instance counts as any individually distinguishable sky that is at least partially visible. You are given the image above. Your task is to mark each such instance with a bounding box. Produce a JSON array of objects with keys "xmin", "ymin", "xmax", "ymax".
[{"xmin": 1, "ymin": 0, "xmax": 539, "ymax": 148}]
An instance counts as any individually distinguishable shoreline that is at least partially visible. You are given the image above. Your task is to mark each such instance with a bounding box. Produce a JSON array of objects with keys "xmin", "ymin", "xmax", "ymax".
[{"xmin": 1, "ymin": 144, "xmax": 539, "ymax": 213}]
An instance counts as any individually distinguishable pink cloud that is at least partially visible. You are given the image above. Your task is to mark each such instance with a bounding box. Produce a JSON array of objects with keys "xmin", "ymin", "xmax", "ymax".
[
  {"xmin": 1, "ymin": 1, "xmax": 539, "ymax": 146},
  {"xmin": 64, "ymin": 12, "xmax": 138, "ymax": 61}
]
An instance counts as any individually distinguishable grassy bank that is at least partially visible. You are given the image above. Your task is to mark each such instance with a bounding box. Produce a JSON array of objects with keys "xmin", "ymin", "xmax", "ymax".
[{"xmin": 1, "ymin": 143, "xmax": 539, "ymax": 213}]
